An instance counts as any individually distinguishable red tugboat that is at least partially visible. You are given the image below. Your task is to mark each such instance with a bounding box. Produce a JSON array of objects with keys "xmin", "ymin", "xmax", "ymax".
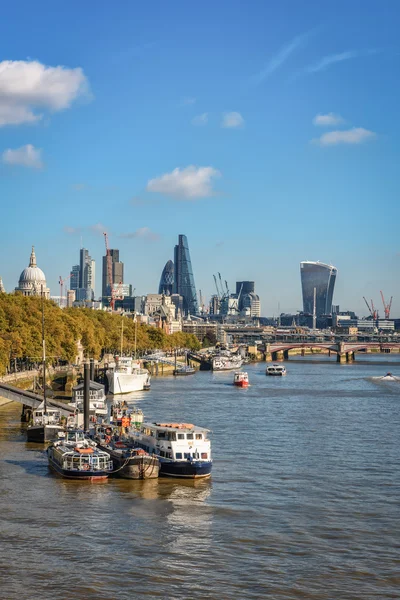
[{"xmin": 233, "ymin": 371, "xmax": 249, "ymax": 387}]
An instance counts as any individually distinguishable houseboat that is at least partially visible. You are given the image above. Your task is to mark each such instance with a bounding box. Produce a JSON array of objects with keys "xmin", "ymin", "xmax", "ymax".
[
  {"xmin": 93, "ymin": 425, "xmax": 159, "ymax": 479},
  {"xmin": 47, "ymin": 429, "xmax": 113, "ymax": 480},
  {"xmin": 233, "ymin": 372, "xmax": 249, "ymax": 387},
  {"xmin": 26, "ymin": 402, "xmax": 65, "ymax": 443},
  {"xmin": 266, "ymin": 364, "xmax": 287, "ymax": 376},
  {"xmin": 71, "ymin": 381, "xmax": 108, "ymax": 415},
  {"xmin": 130, "ymin": 422, "xmax": 212, "ymax": 479}
]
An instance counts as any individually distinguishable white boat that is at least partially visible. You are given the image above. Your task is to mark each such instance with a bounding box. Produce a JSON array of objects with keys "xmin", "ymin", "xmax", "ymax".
[
  {"xmin": 106, "ymin": 356, "xmax": 151, "ymax": 394},
  {"xmin": 47, "ymin": 430, "xmax": 113, "ymax": 480},
  {"xmin": 129, "ymin": 422, "xmax": 212, "ymax": 478},
  {"xmin": 70, "ymin": 381, "xmax": 108, "ymax": 415},
  {"xmin": 212, "ymin": 353, "xmax": 243, "ymax": 371},
  {"xmin": 266, "ymin": 364, "xmax": 287, "ymax": 376},
  {"xmin": 27, "ymin": 402, "xmax": 65, "ymax": 443}
]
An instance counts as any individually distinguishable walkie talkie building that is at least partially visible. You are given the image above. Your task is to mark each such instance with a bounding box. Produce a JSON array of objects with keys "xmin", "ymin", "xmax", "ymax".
[
  {"xmin": 173, "ymin": 234, "xmax": 198, "ymax": 315},
  {"xmin": 300, "ymin": 261, "xmax": 337, "ymax": 316}
]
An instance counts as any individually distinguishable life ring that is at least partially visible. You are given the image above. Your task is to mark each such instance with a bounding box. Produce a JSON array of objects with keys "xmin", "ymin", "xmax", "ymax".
[{"xmin": 83, "ymin": 464, "xmax": 90, "ymax": 471}]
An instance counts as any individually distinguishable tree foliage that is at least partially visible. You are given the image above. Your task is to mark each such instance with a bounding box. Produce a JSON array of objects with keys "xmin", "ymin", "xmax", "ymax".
[{"xmin": 0, "ymin": 295, "xmax": 201, "ymax": 375}]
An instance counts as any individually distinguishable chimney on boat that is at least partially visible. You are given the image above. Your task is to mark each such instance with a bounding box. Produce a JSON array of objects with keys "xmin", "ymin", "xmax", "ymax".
[
  {"xmin": 84, "ymin": 361, "xmax": 90, "ymax": 432},
  {"xmin": 89, "ymin": 358, "xmax": 95, "ymax": 381}
]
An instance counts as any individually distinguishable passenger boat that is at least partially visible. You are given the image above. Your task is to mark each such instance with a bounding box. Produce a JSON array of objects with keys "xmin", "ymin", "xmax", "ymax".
[
  {"xmin": 106, "ymin": 356, "xmax": 151, "ymax": 394},
  {"xmin": 130, "ymin": 422, "xmax": 212, "ymax": 479},
  {"xmin": 377, "ymin": 372, "xmax": 400, "ymax": 381},
  {"xmin": 266, "ymin": 364, "xmax": 287, "ymax": 376},
  {"xmin": 70, "ymin": 380, "xmax": 107, "ymax": 415},
  {"xmin": 233, "ymin": 372, "xmax": 249, "ymax": 387},
  {"xmin": 93, "ymin": 425, "xmax": 159, "ymax": 479},
  {"xmin": 47, "ymin": 429, "xmax": 113, "ymax": 480},
  {"xmin": 212, "ymin": 352, "xmax": 243, "ymax": 371},
  {"xmin": 173, "ymin": 366, "xmax": 196, "ymax": 376},
  {"xmin": 27, "ymin": 402, "xmax": 65, "ymax": 443}
]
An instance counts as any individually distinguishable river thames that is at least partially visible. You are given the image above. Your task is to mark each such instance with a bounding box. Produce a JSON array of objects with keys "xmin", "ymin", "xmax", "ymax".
[{"xmin": 1, "ymin": 355, "xmax": 399, "ymax": 599}]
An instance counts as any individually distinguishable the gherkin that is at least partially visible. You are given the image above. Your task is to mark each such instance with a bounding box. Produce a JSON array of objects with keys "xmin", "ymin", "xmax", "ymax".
[{"xmin": 158, "ymin": 260, "xmax": 174, "ymax": 295}]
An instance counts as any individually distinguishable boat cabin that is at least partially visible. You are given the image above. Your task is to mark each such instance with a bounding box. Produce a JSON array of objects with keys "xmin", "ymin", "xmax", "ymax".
[
  {"xmin": 266, "ymin": 364, "xmax": 287, "ymax": 376},
  {"xmin": 31, "ymin": 403, "xmax": 61, "ymax": 426},
  {"xmin": 133, "ymin": 422, "xmax": 211, "ymax": 462}
]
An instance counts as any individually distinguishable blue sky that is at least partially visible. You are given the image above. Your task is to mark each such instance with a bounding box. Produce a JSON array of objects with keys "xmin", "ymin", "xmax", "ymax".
[{"xmin": 0, "ymin": 0, "xmax": 399, "ymax": 317}]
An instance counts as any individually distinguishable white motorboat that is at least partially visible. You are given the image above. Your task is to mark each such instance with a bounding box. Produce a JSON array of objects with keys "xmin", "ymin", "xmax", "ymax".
[
  {"xmin": 266, "ymin": 364, "xmax": 287, "ymax": 376},
  {"xmin": 106, "ymin": 356, "xmax": 151, "ymax": 394},
  {"xmin": 233, "ymin": 372, "xmax": 249, "ymax": 387}
]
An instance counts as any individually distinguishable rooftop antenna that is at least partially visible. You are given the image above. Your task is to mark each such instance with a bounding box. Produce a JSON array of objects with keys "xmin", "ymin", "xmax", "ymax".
[{"xmin": 313, "ymin": 287, "xmax": 316, "ymax": 330}]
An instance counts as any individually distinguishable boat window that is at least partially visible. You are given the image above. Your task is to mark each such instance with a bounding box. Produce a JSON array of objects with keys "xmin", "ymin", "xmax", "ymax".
[
  {"xmin": 169, "ymin": 432, "xmax": 176, "ymax": 441},
  {"xmin": 195, "ymin": 433, "xmax": 202, "ymax": 440},
  {"xmin": 201, "ymin": 452, "xmax": 208, "ymax": 459},
  {"xmin": 192, "ymin": 452, "xmax": 199, "ymax": 459},
  {"xmin": 184, "ymin": 453, "xmax": 191, "ymax": 459},
  {"xmin": 175, "ymin": 452, "xmax": 182, "ymax": 459},
  {"xmin": 177, "ymin": 433, "xmax": 184, "ymax": 440},
  {"xmin": 160, "ymin": 451, "xmax": 165, "ymax": 457},
  {"xmin": 157, "ymin": 431, "xmax": 167, "ymax": 439},
  {"xmin": 186, "ymin": 433, "xmax": 194, "ymax": 440}
]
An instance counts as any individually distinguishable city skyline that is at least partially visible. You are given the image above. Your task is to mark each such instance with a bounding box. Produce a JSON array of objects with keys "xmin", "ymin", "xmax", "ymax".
[{"xmin": 0, "ymin": 2, "xmax": 399, "ymax": 316}]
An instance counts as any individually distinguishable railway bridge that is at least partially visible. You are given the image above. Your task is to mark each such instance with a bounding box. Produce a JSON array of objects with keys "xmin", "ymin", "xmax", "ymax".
[{"xmin": 264, "ymin": 342, "xmax": 400, "ymax": 364}]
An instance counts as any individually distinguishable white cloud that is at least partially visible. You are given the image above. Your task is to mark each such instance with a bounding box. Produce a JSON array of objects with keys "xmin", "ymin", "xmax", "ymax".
[
  {"xmin": 0, "ymin": 59, "xmax": 90, "ymax": 126},
  {"xmin": 313, "ymin": 113, "xmax": 344, "ymax": 126},
  {"xmin": 191, "ymin": 112, "xmax": 208, "ymax": 126},
  {"xmin": 120, "ymin": 227, "xmax": 160, "ymax": 241},
  {"xmin": 221, "ymin": 111, "xmax": 244, "ymax": 128},
  {"xmin": 305, "ymin": 51, "xmax": 357, "ymax": 74},
  {"xmin": 252, "ymin": 30, "xmax": 311, "ymax": 83},
  {"xmin": 147, "ymin": 165, "xmax": 221, "ymax": 200},
  {"xmin": 313, "ymin": 127, "xmax": 376, "ymax": 146},
  {"xmin": 90, "ymin": 223, "xmax": 108, "ymax": 235},
  {"xmin": 63, "ymin": 226, "xmax": 81, "ymax": 234},
  {"xmin": 2, "ymin": 144, "xmax": 43, "ymax": 168}
]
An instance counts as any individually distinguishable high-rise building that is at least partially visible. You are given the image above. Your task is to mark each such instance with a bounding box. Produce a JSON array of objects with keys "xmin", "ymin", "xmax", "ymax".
[
  {"xmin": 102, "ymin": 249, "xmax": 124, "ymax": 298},
  {"xmin": 300, "ymin": 261, "xmax": 337, "ymax": 316},
  {"xmin": 158, "ymin": 260, "xmax": 174, "ymax": 295},
  {"xmin": 236, "ymin": 281, "xmax": 255, "ymax": 311},
  {"xmin": 75, "ymin": 248, "xmax": 95, "ymax": 301},
  {"xmin": 70, "ymin": 265, "xmax": 79, "ymax": 291},
  {"xmin": 173, "ymin": 234, "xmax": 198, "ymax": 315}
]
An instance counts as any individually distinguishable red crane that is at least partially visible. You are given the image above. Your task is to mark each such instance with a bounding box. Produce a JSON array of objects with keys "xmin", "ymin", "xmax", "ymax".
[
  {"xmin": 363, "ymin": 297, "xmax": 378, "ymax": 320},
  {"xmin": 59, "ymin": 274, "xmax": 72, "ymax": 307},
  {"xmin": 380, "ymin": 291, "xmax": 393, "ymax": 320},
  {"xmin": 103, "ymin": 232, "xmax": 123, "ymax": 310}
]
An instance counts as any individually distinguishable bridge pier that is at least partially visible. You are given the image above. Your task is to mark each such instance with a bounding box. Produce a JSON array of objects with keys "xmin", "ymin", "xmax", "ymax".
[
  {"xmin": 346, "ymin": 352, "xmax": 355, "ymax": 363},
  {"xmin": 283, "ymin": 350, "xmax": 289, "ymax": 360},
  {"xmin": 264, "ymin": 352, "xmax": 272, "ymax": 362},
  {"xmin": 21, "ymin": 404, "xmax": 32, "ymax": 422},
  {"xmin": 337, "ymin": 353, "xmax": 346, "ymax": 364},
  {"xmin": 275, "ymin": 351, "xmax": 284, "ymax": 362}
]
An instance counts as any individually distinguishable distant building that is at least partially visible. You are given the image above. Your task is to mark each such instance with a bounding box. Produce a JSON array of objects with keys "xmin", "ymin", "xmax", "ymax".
[
  {"xmin": 67, "ymin": 289, "xmax": 76, "ymax": 308},
  {"xmin": 78, "ymin": 248, "xmax": 95, "ymax": 300},
  {"xmin": 70, "ymin": 265, "xmax": 80, "ymax": 292},
  {"xmin": 102, "ymin": 249, "xmax": 124, "ymax": 299},
  {"xmin": 158, "ymin": 260, "xmax": 174, "ymax": 295},
  {"xmin": 173, "ymin": 234, "xmax": 198, "ymax": 316},
  {"xmin": 15, "ymin": 246, "xmax": 50, "ymax": 298},
  {"xmin": 300, "ymin": 261, "xmax": 337, "ymax": 316},
  {"xmin": 209, "ymin": 294, "xmax": 220, "ymax": 315},
  {"xmin": 241, "ymin": 292, "xmax": 261, "ymax": 318},
  {"xmin": 0, "ymin": 276, "xmax": 5, "ymax": 293}
]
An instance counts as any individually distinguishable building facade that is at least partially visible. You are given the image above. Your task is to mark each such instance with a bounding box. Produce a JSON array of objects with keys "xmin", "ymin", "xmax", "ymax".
[
  {"xmin": 158, "ymin": 260, "xmax": 174, "ymax": 295},
  {"xmin": 15, "ymin": 247, "xmax": 50, "ymax": 298},
  {"xmin": 300, "ymin": 261, "xmax": 337, "ymax": 316},
  {"xmin": 173, "ymin": 234, "xmax": 198, "ymax": 316}
]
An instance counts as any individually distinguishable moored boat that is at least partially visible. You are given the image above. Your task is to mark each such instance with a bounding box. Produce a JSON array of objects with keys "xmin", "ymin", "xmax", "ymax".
[
  {"xmin": 212, "ymin": 353, "xmax": 243, "ymax": 371},
  {"xmin": 27, "ymin": 402, "xmax": 65, "ymax": 442},
  {"xmin": 47, "ymin": 430, "xmax": 112, "ymax": 480},
  {"xmin": 93, "ymin": 425, "xmax": 159, "ymax": 479},
  {"xmin": 129, "ymin": 422, "xmax": 212, "ymax": 479},
  {"xmin": 106, "ymin": 356, "xmax": 151, "ymax": 394},
  {"xmin": 266, "ymin": 364, "xmax": 287, "ymax": 376},
  {"xmin": 233, "ymin": 371, "xmax": 249, "ymax": 387},
  {"xmin": 173, "ymin": 366, "xmax": 196, "ymax": 376}
]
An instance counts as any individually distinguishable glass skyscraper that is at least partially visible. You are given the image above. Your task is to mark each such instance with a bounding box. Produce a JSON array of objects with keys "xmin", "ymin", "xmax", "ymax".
[
  {"xmin": 158, "ymin": 260, "xmax": 174, "ymax": 295},
  {"xmin": 173, "ymin": 234, "xmax": 198, "ymax": 315},
  {"xmin": 300, "ymin": 261, "xmax": 337, "ymax": 316}
]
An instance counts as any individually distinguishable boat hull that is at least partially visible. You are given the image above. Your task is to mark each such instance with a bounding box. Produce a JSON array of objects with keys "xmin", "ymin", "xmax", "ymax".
[
  {"xmin": 159, "ymin": 459, "xmax": 212, "ymax": 479},
  {"xmin": 48, "ymin": 457, "xmax": 110, "ymax": 480},
  {"xmin": 266, "ymin": 372, "xmax": 286, "ymax": 376},
  {"xmin": 97, "ymin": 445, "xmax": 159, "ymax": 479},
  {"xmin": 107, "ymin": 372, "xmax": 150, "ymax": 394},
  {"xmin": 234, "ymin": 381, "xmax": 248, "ymax": 387},
  {"xmin": 27, "ymin": 424, "xmax": 64, "ymax": 443}
]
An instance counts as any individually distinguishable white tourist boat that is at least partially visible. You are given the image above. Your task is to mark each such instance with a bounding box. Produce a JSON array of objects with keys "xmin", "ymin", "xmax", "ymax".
[
  {"xmin": 129, "ymin": 421, "xmax": 212, "ymax": 478},
  {"xmin": 106, "ymin": 356, "xmax": 151, "ymax": 394},
  {"xmin": 266, "ymin": 364, "xmax": 287, "ymax": 376},
  {"xmin": 212, "ymin": 352, "xmax": 243, "ymax": 371}
]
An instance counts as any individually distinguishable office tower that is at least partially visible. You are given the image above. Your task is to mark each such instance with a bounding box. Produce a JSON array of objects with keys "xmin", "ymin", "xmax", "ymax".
[
  {"xmin": 78, "ymin": 248, "xmax": 95, "ymax": 301},
  {"xmin": 102, "ymin": 249, "xmax": 124, "ymax": 298},
  {"xmin": 173, "ymin": 234, "xmax": 198, "ymax": 315},
  {"xmin": 236, "ymin": 281, "xmax": 256, "ymax": 312},
  {"xmin": 158, "ymin": 260, "xmax": 174, "ymax": 295},
  {"xmin": 300, "ymin": 261, "xmax": 337, "ymax": 316},
  {"xmin": 70, "ymin": 265, "xmax": 79, "ymax": 291}
]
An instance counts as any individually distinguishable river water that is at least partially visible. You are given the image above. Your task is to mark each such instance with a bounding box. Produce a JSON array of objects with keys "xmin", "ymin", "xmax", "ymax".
[{"xmin": 1, "ymin": 355, "xmax": 399, "ymax": 600}]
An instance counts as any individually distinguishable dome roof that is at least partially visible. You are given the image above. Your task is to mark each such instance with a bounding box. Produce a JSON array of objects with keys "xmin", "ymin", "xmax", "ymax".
[
  {"xmin": 19, "ymin": 266, "xmax": 46, "ymax": 283},
  {"xmin": 18, "ymin": 246, "xmax": 47, "ymax": 285}
]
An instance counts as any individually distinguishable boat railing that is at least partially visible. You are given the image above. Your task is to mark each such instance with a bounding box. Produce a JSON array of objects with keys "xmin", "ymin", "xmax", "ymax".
[{"xmin": 62, "ymin": 456, "xmax": 113, "ymax": 471}]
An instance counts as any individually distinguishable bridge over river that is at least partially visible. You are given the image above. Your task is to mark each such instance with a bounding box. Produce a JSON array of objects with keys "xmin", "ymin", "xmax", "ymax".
[{"xmin": 264, "ymin": 341, "xmax": 400, "ymax": 363}]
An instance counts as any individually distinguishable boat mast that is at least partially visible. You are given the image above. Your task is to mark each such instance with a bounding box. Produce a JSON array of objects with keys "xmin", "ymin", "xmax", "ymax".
[
  {"xmin": 41, "ymin": 285, "xmax": 47, "ymax": 413},
  {"xmin": 134, "ymin": 317, "xmax": 137, "ymax": 359},
  {"xmin": 120, "ymin": 317, "xmax": 124, "ymax": 356}
]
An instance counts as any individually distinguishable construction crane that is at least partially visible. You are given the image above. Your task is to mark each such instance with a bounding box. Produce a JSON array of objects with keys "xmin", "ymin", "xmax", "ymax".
[
  {"xmin": 59, "ymin": 274, "xmax": 72, "ymax": 307},
  {"xmin": 103, "ymin": 232, "xmax": 123, "ymax": 310},
  {"xmin": 363, "ymin": 297, "xmax": 375, "ymax": 319},
  {"xmin": 213, "ymin": 274, "xmax": 221, "ymax": 299},
  {"xmin": 380, "ymin": 291, "xmax": 393, "ymax": 320},
  {"xmin": 370, "ymin": 299, "xmax": 378, "ymax": 320}
]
